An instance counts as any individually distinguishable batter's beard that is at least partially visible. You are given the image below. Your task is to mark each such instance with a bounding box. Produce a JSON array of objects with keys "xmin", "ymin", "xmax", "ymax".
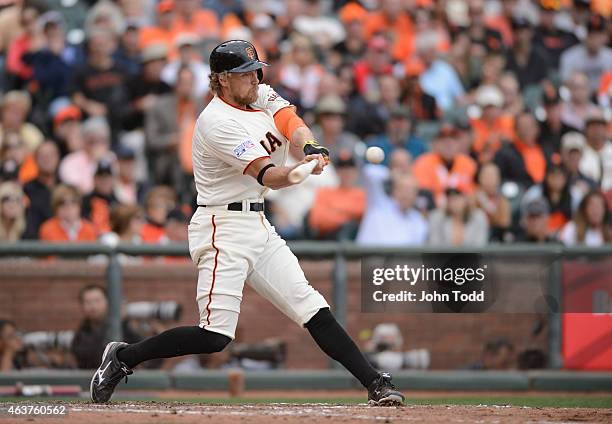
[{"xmin": 232, "ymin": 87, "xmax": 258, "ymax": 107}]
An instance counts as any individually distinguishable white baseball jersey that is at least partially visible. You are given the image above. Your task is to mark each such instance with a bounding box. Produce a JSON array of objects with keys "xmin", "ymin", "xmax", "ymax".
[
  {"xmin": 188, "ymin": 84, "xmax": 329, "ymax": 339},
  {"xmin": 192, "ymin": 84, "xmax": 292, "ymax": 206}
]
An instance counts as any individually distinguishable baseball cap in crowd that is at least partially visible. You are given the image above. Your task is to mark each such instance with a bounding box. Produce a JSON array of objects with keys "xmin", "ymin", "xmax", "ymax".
[
  {"xmin": 538, "ymin": 0, "xmax": 561, "ymax": 11},
  {"xmin": 175, "ymin": 33, "xmax": 199, "ymax": 49},
  {"xmin": 523, "ymin": 198, "xmax": 550, "ymax": 218},
  {"xmin": 334, "ymin": 150, "xmax": 356, "ymax": 168},
  {"xmin": 166, "ymin": 208, "xmax": 188, "ymax": 223},
  {"xmin": 95, "ymin": 159, "xmax": 114, "ymax": 176},
  {"xmin": 511, "ymin": 16, "xmax": 532, "ymax": 30},
  {"xmin": 252, "ymin": 13, "xmax": 274, "ymax": 31},
  {"xmin": 587, "ymin": 14, "xmax": 606, "ymax": 33},
  {"xmin": 116, "ymin": 145, "xmax": 136, "ymax": 161},
  {"xmin": 435, "ymin": 122, "xmax": 461, "ymax": 139},
  {"xmin": 315, "ymin": 95, "xmax": 346, "ymax": 116},
  {"xmin": 475, "ymin": 85, "xmax": 504, "ymax": 108},
  {"xmin": 574, "ymin": 0, "xmax": 591, "ymax": 9},
  {"xmin": 561, "ymin": 132, "xmax": 586, "ymax": 152},
  {"xmin": 53, "ymin": 105, "xmax": 81, "ymax": 128},
  {"xmin": 339, "ymin": 2, "xmax": 368, "ymax": 23},
  {"xmin": 157, "ymin": 0, "xmax": 174, "ymax": 14},
  {"xmin": 141, "ymin": 43, "xmax": 167, "ymax": 64},
  {"xmin": 585, "ymin": 108, "xmax": 608, "ymax": 126}
]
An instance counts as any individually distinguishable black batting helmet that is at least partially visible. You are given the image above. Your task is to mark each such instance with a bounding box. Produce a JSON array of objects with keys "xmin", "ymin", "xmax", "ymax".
[{"xmin": 209, "ymin": 40, "xmax": 268, "ymax": 82}]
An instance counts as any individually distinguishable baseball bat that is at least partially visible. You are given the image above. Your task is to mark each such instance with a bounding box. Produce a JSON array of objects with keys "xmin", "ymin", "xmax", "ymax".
[{"xmin": 288, "ymin": 158, "xmax": 319, "ymax": 184}]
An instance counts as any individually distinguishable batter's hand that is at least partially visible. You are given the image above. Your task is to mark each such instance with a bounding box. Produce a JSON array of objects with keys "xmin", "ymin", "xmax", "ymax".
[{"xmin": 300, "ymin": 154, "xmax": 327, "ymax": 175}]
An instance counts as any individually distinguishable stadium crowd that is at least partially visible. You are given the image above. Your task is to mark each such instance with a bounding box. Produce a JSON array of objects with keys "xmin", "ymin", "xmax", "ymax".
[{"xmin": 0, "ymin": 0, "xmax": 610, "ymax": 248}]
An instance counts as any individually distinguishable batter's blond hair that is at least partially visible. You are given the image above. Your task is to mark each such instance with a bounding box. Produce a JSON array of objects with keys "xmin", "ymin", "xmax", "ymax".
[{"xmin": 209, "ymin": 71, "xmax": 228, "ymax": 96}]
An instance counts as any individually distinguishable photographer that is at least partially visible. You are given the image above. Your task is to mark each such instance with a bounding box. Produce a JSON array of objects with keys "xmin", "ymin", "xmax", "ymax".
[
  {"xmin": 71, "ymin": 285, "xmax": 141, "ymax": 369},
  {"xmin": 21, "ymin": 331, "xmax": 75, "ymax": 369}
]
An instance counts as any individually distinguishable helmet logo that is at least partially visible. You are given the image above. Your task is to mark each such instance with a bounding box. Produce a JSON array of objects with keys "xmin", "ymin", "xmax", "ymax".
[{"xmin": 245, "ymin": 46, "xmax": 255, "ymax": 60}]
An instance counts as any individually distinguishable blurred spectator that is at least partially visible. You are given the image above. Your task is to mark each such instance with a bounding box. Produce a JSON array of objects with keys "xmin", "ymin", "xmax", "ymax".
[
  {"xmin": 413, "ymin": 123, "xmax": 477, "ymax": 206},
  {"xmin": 0, "ymin": 181, "xmax": 26, "ymax": 242},
  {"xmin": 469, "ymin": 338, "xmax": 515, "ymax": 370},
  {"xmin": 0, "ymin": 91, "xmax": 44, "ymax": 152},
  {"xmin": 515, "ymin": 198, "xmax": 556, "ymax": 243},
  {"xmin": 417, "ymin": 31, "xmax": 465, "ymax": 111},
  {"xmin": 475, "ymin": 163, "xmax": 511, "ymax": 242},
  {"xmin": 560, "ymin": 72, "xmax": 600, "ymax": 131},
  {"xmin": 84, "ymin": 0, "xmax": 125, "ymax": 39},
  {"xmin": 357, "ymin": 166, "xmax": 428, "ymax": 246},
  {"xmin": 428, "ymin": 188, "xmax": 489, "ymax": 246},
  {"xmin": 559, "ymin": 190, "xmax": 610, "ymax": 246},
  {"xmin": 560, "ymin": 132, "xmax": 598, "ymax": 200},
  {"xmin": 124, "ymin": 43, "xmax": 172, "ymax": 131},
  {"xmin": 533, "ymin": 0, "xmax": 579, "ymax": 69},
  {"xmin": 161, "ymin": 34, "xmax": 210, "ymax": 101},
  {"xmin": 24, "ymin": 11, "xmax": 78, "ymax": 110},
  {"xmin": 280, "ymin": 33, "xmax": 325, "ymax": 110},
  {"xmin": 363, "ymin": 0, "xmax": 414, "ymax": 61},
  {"xmin": 0, "ymin": 319, "xmax": 25, "ymax": 371},
  {"xmin": 559, "ymin": 14, "xmax": 611, "ymax": 92},
  {"xmin": 164, "ymin": 208, "xmax": 188, "ymax": 243},
  {"xmin": 71, "ymin": 27, "xmax": 129, "ymax": 146},
  {"xmin": 0, "ymin": 132, "xmax": 29, "ymax": 182},
  {"xmin": 293, "ymin": 0, "xmax": 345, "ymax": 49},
  {"xmin": 114, "ymin": 21, "xmax": 141, "ymax": 77},
  {"xmin": 109, "ymin": 204, "xmax": 144, "ymax": 244},
  {"xmin": 5, "ymin": 0, "xmax": 46, "ymax": 88},
  {"xmin": 39, "ymin": 184, "xmax": 97, "ymax": 242},
  {"xmin": 504, "ymin": 16, "xmax": 551, "ymax": 89},
  {"xmin": 171, "ymin": 0, "xmax": 219, "ymax": 39},
  {"xmin": 499, "ymin": 72, "xmax": 524, "ymax": 117},
  {"xmin": 331, "ymin": 4, "xmax": 367, "ymax": 66},
  {"xmin": 308, "ymin": 152, "xmax": 365, "ymax": 240},
  {"xmin": 71, "ymin": 284, "xmax": 140, "ymax": 369},
  {"xmin": 141, "ymin": 185, "xmax": 176, "ymax": 244},
  {"xmin": 538, "ymin": 84, "xmax": 573, "ymax": 162},
  {"xmin": 114, "ymin": 145, "xmax": 148, "ymax": 206},
  {"xmin": 139, "ymin": 0, "xmax": 176, "ymax": 55},
  {"xmin": 146, "ymin": 66, "xmax": 202, "ymax": 199},
  {"xmin": 0, "ymin": 0, "xmax": 25, "ymax": 55},
  {"xmin": 23, "ymin": 141, "xmax": 60, "ymax": 239},
  {"xmin": 470, "ymin": 85, "xmax": 514, "ymax": 163},
  {"xmin": 59, "ymin": 117, "xmax": 113, "ymax": 194},
  {"xmin": 494, "ymin": 111, "xmax": 546, "ymax": 190},
  {"xmin": 399, "ymin": 67, "xmax": 440, "ymax": 121},
  {"xmin": 579, "ymin": 111, "xmax": 612, "ymax": 190},
  {"xmin": 521, "ymin": 163, "xmax": 576, "ymax": 234},
  {"xmin": 367, "ymin": 106, "xmax": 427, "ymax": 164},
  {"xmin": 464, "ymin": 0, "xmax": 505, "ymax": 53},
  {"xmin": 81, "ymin": 159, "xmax": 119, "ymax": 235},
  {"xmin": 353, "ymin": 35, "xmax": 393, "ymax": 98},
  {"xmin": 311, "ymin": 95, "xmax": 362, "ymax": 161},
  {"xmin": 52, "ymin": 104, "xmax": 83, "ymax": 156}
]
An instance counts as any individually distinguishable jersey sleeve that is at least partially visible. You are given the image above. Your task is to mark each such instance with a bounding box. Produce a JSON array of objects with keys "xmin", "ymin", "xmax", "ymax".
[
  {"xmin": 251, "ymin": 84, "xmax": 293, "ymax": 116},
  {"xmin": 204, "ymin": 119, "xmax": 270, "ymax": 172}
]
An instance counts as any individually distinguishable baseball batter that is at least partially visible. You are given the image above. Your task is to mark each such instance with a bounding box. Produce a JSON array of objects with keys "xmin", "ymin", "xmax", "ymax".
[{"xmin": 90, "ymin": 40, "xmax": 405, "ymax": 406}]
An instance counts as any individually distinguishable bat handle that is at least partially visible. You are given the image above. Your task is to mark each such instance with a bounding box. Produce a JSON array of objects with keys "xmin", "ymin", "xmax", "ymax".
[{"xmin": 288, "ymin": 158, "xmax": 319, "ymax": 184}]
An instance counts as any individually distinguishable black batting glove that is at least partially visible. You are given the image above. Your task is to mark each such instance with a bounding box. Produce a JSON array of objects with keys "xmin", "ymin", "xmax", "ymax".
[{"xmin": 303, "ymin": 140, "xmax": 330, "ymax": 160}]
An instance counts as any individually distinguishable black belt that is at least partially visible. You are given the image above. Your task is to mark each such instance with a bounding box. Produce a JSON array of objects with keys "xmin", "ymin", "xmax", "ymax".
[{"xmin": 199, "ymin": 202, "xmax": 264, "ymax": 212}]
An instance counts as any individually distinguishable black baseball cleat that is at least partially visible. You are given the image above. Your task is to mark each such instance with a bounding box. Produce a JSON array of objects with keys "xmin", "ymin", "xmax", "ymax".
[
  {"xmin": 90, "ymin": 342, "xmax": 133, "ymax": 403},
  {"xmin": 367, "ymin": 372, "xmax": 405, "ymax": 406}
]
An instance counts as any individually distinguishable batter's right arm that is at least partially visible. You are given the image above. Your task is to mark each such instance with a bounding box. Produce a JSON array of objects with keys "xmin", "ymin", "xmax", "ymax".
[{"xmin": 244, "ymin": 155, "xmax": 326, "ymax": 190}]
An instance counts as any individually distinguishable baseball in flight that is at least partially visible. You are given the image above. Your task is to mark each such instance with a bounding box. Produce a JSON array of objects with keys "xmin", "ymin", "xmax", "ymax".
[{"xmin": 365, "ymin": 146, "xmax": 385, "ymax": 164}]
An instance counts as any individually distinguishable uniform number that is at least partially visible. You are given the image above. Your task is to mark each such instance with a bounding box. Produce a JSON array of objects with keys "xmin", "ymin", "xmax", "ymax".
[{"xmin": 260, "ymin": 132, "xmax": 282, "ymax": 154}]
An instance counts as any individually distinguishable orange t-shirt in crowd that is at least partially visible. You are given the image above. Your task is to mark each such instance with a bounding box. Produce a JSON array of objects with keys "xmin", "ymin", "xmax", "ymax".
[
  {"xmin": 548, "ymin": 211, "xmax": 568, "ymax": 233},
  {"xmin": 39, "ymin": 217, "xmax": 97, "ymax": 242},
  {"xmin": 139, "ymin": 26, "xmax": 176, "ymax": 57},
  {"xmin": 363, "ymin": 11, "xmax": 415, "ymax": 61},
  {"xmin": 89, "ymin": 197, "xmax": 112, "ymax": 235},
  {"xmin": 512, "ymin": 138, "xmax": 546, "ymax": 184},
  {"xmin": 470, "ymin": 115, "xmax": 515, "ymax": 161},
  {"xmin": 171, "ymin": 10, "xmax": 220, "ymax": 40},
  {"xmin": 309, "ymin": 187, "xmax": 366, "ymax": 236},
  {"xmin": 18, "ymin": 153, "xmax": 38, "ymax": 184},
  {"xmin": 412, "ymin": 152, "xmax": 477, "ymax": 205},
  {"xmin": 141, "ymin": 221, "xmax": 166, "ymax": 244}
]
